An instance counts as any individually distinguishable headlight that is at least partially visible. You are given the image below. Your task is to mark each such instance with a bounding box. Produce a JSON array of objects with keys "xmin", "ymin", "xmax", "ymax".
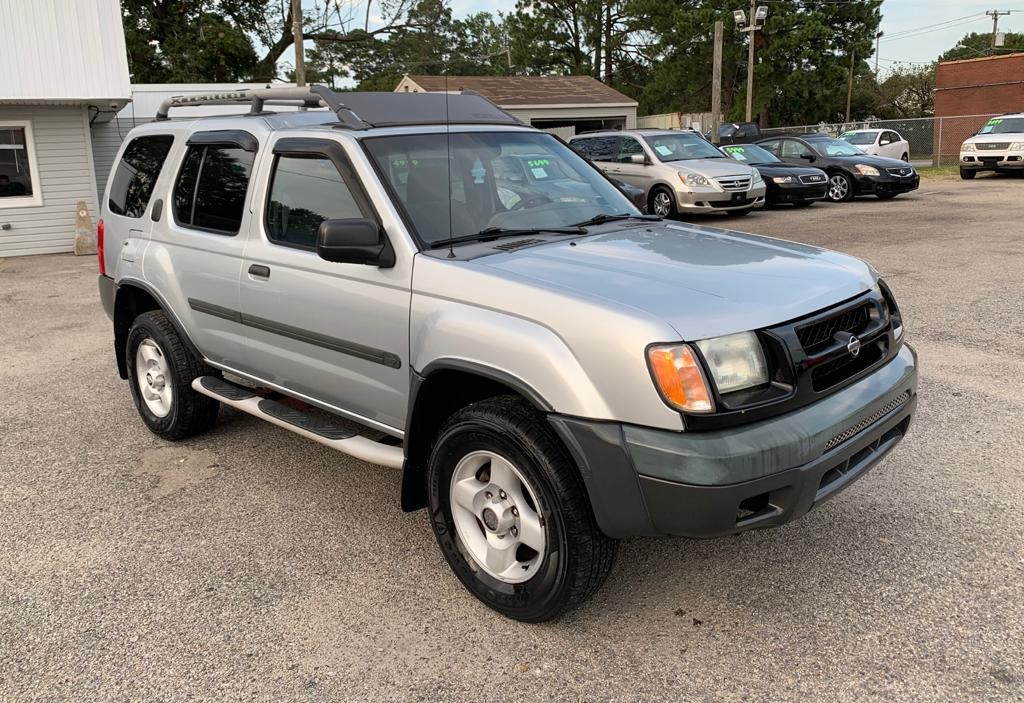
[
  {"xmin": 647, "ymin": 344, "xmax": 714, "ymax": 413},
  {"xmin": 679, "ymin": 172, "xmax": 711, "ymax": 187},
  {"xmin": 961, "ymin": 143, "xmax": 976, "ymax": 152},
  {"xmin": 695, "ymin": 332, "xmax": 769, "ymax": 394},
  {"xmin": 875, "ymin": 280, "xmax": 905, "ymax": 341},
  {"xmin": 1011, "ymin": 143, "xmax": 1024, "ymax": 151},
  {"xmin": 855, "ymin": 164, "xmax": 880, "ymax": 176},
  {"xmin": 751, "ymin": 170, "xmax": 763, "ymax": 183},
  {"xmin": 772, "ymin": 175, "xmax": 796, "ymax": 184}
]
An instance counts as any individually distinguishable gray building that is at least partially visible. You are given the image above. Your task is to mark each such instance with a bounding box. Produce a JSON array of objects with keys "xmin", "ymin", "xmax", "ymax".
[{"xmin": 0, "ymin": 0, "xmax": 130, "ymax": 257}]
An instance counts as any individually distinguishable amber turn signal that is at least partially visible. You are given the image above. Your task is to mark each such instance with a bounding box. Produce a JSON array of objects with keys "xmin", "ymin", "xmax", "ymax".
[{"xmin": 647, "ymin": 344, "xmax": 715, "ymax": 413}]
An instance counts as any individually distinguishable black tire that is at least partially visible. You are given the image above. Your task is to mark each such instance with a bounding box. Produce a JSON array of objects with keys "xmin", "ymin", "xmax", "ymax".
[
  {"xmin": 960, "ymin": 168, "xmax": 976, "ymax": 180},
  {"xmin": 826, "ymin": 172, "xmax": 854, "ymax": 202},
  {"xmin": 426, "ymin": 396, "xmax": 616, "ymax": 622},
  {"xmin": 648, "ymin": 186, "xmax": 677, "ymax": 219},
  {"xmin": 126, "ymin": 310, "xmax": 219, "ymax": 440},
  {"xmin": 793, "ymin": 200, "xmax": 814, "ymax": 208}
]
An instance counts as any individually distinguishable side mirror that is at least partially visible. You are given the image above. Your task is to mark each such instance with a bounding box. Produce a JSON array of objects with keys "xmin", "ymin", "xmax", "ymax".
[
  {"xmin": 630, "ymin": 153, "xmax": 648, "ymax": 165},
  {"xmin": 316, "ymin": 218, "xmax": 395, "ymax": 268},
  {"xmin": 800, "ymin": 152, "xmax": 816, "ymax": 162}
]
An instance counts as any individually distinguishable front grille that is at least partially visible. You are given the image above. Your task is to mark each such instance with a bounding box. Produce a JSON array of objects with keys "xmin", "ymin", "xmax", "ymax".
[
  {"xmin": 800, "ymin": 174, "xmax": 826, "ymax": 184},
  {"xmin": 886, "ymin": 167, "xmax": 914, "ymax": 177},
  {"xmin": 824, "ymin": 391, "xmax": 911, "ymax": 451},
  {"xmin": 716, "ymin": 176, "xmax": 752, "ymax": 191},
  {"xmin": 796, "ymin": 303, "xmax": 871, "ymax": 353},
  {"xmin": 812, "ymin": 337, "xmax": 887, "ymax": 391},
  {"xmin": 977, "ymin": 142, "xmax": 1010, "ymax": 151}
]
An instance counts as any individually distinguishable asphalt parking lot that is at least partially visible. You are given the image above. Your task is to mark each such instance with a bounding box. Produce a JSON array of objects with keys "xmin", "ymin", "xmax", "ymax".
[{"xmin": 2, "ymin": 175, "xmax": 1023, "ymax": 702}]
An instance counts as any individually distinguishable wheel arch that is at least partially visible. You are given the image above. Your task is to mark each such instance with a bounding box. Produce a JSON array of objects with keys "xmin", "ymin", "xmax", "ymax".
[
  {"xmin": 113, "ymin": 280, "xmax": 201, "ymax": 379},
  {"xmin": 401, "ymin": 360, "xmax": 554, "ymax": 512}
]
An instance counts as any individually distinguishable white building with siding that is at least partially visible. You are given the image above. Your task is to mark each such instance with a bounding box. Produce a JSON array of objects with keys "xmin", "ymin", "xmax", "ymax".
[{"xmin": 0, "ymin": 0, "xmax": 131, "ymax": 257}]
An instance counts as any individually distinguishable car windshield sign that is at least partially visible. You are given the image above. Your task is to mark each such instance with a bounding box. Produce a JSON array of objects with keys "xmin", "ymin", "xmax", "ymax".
[
  {"xmin": 841, "ymin": 131, "xmax": 878, "ymax": 145},
  {"xmin": 814, "ymin": 139, "xmax": 863, "ymax": 157},
  {"xmin": 979, "ymin": 117, "xmax": 1024, "ymax": 135},
  {"xmin": 723, "ymin": 144, "xmax": 779, "ymax": 164},
  {"xmin": 645, "ymin": 133, "xmax": 725, "ymax": 162},
  {"xmin": 363, "ymin": 131, "xmax": 640, "ymax": 247}
]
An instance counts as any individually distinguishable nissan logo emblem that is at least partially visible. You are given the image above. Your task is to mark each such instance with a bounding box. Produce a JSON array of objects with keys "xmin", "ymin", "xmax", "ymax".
[{"xmin": 847, "ymin": 335, "xmax": 862, "ymax": 358}]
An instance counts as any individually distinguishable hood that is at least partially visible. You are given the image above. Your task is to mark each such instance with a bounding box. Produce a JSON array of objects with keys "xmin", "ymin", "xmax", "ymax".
[
  {"xmin": 664, "ymin": 158, "xmax": 756, "ymax": 177},
  {"xmin": 475, "ymin": 222, "xmax": 875, "ymax": 341},
  {"xmin": 965, "ymin": 133, "xmax": 1024, "ymax": 144}
]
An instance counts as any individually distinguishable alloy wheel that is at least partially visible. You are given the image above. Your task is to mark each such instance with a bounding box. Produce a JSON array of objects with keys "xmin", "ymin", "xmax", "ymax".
[
  {"xmin": 449, "ymin": 450, "xmax": 546, "ymax": 584},
  {"xmin": 828, "ymin": 175, "xmax": 849, "ymax": 201},
  {"xmin": 135, "ymin": 338, "xmax": 173, "ymax": 417},
  {"xmin": 652, "ymin": 192, "xmax": 672, "ymax": 217}
]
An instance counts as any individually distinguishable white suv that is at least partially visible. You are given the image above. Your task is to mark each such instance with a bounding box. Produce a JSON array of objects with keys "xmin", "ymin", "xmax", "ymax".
[{"xmin": 960, "ymin": 114, "xmax": 1024, "ymax": 179}]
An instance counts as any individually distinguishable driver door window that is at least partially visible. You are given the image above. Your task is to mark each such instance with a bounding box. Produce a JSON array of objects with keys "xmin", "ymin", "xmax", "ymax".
[
  {"xmin": 616, "ymin": 138, "xmax": 645, "ymax": 163},
  {"xmin": 780, "ymin": 140, "xmax": 808, "ymax": 160},
  {"xmin": 266, "ymin": 154, "xmax": 366, "ymax": 249}
]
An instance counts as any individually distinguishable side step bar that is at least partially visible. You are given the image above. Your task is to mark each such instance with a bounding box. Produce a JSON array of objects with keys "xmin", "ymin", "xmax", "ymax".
[{"xmin": 192, "ymin": 376, "xmax": 403, "ymax": 469}]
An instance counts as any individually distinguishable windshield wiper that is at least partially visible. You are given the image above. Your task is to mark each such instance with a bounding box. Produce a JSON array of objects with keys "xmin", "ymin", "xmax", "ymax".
[
  {"xmin": 572, "ymin": 212, "xmax": 661, "ymax": 227},
  {"xmin": 427, "ymin": 226, "xmax": 585, "ymax": 249}
]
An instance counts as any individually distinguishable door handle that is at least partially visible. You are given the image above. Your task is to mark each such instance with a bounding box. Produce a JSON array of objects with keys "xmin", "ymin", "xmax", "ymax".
[{"xmin": 248, "ymin": 264, "xmax": 270, "ymax": 279}]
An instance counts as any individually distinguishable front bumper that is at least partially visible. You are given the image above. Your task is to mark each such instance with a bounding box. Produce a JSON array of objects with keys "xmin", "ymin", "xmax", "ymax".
[
  {"xmin": 550, "ymin": 344, "xmax": 917, "ymax": 539},
  {"xmin": 961, "ymin": 154, "xmax": 1024, "ymax": 170},
  {"xmin": 768, "ymin": 181, "xmax": 828, "ymax": 203},
  {"xmin": 854, "ymin": 172, "xmax": 920, "ymax": 196},
  {"xmin": 676, "ymin": 183, "xmax": 767, "ymax": 211}
]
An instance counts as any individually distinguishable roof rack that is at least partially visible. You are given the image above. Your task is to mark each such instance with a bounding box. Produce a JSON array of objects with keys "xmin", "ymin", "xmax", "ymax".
[{"xmin": 154, "ymin": 85, "xmax": 523, "ymax": 130}]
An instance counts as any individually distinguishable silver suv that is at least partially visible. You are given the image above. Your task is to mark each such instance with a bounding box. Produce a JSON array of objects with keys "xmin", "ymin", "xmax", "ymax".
[
  {"xmin": 570, "ymin": 129, "xmax": 766, "ymax": 217},
  {"xmin": 97, "ymin": 87, "xmax": 917, "ymax": 622}
]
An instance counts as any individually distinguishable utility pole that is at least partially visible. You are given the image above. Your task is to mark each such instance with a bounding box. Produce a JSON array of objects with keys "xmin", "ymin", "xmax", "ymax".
[
  {"xmin": 987, "ymin": 10, "xmax": 1011, "ymax": 48},
  {"xmin": 711, "ymin": 20, "xmax": 723, "ymax": 143},
  {"xmin": 874, "ymin": 30, "xmax": 884, "ymax": 76},
  {"xmin": 291, "ymin": 0, "xmax": 305, "ymax": 86},
  {"xmin": 846, "ymin": 50, "xmax": 855, "ymax": 124}
]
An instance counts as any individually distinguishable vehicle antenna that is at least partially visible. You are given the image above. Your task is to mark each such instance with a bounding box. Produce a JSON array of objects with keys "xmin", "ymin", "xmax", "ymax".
[{"xmin": 445, "ymin": 69, "xmax": 455, "ymax": 259}]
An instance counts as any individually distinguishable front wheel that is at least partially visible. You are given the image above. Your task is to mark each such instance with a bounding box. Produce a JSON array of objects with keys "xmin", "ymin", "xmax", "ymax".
[
  {"xmin": 426, "ymin": 396, "xmax": 616, "ymax": 622},
  {"xmin": 960, "ymin": 168, "xmax": 977, "ymax": 180},
  {"xmin": 826, "ymin": 173, "xmax": 854, "ymax": 202},
  {"xmin": 649, "ymin": 187, "xmax": 677, "ymax": 218},
  {"xmin": 126, "ymin": 310, "xmax": 219, "ymax": 440}
]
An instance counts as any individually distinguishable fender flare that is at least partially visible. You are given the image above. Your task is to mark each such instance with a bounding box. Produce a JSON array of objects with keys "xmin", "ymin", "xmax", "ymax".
[{"xmin": 113, "ymin": 278, "xmax": 203, "ymax": 378}]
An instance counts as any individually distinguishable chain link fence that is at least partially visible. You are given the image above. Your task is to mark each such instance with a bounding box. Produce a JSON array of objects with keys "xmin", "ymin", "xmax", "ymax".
[{"xmin": 761, "ymin": 114, "xmax": 1002, "ymax": 166}]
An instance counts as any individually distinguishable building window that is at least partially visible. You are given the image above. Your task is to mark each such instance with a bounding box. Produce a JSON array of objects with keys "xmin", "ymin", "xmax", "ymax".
[{"xmin": 0, "ymin": 122, "xmax": 42, "ymax": 208}]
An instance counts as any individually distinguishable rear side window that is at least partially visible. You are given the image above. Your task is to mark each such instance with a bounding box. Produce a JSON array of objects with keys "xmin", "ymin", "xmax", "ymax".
[
  {"xmin": 173, "ymin": 144, "xmax": 254, "ymax": 234},
  {"xmin": 569, "ymin": 138, "xmax": 593, "ymax": 158},
  {"xmin": 586, "ymin": 136, "xmax": 619, "ymax": 162},
  {"xmin": 266, "ymin": 154, "xmax": 365, "ymax": 249},
  {"xmin": 108, "ymin": 135, "xmax": 174, "ymax": 218}
]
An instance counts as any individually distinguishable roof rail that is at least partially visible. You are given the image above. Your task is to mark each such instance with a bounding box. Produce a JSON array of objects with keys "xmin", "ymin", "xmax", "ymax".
[{"xmin": 154, "ymin": 85, "xmax": 368, "ymax": 128}]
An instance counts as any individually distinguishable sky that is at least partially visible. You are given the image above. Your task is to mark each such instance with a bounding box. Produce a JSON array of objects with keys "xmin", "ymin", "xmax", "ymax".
[{"xmin": 442, "ymin": 0, "xmax": 1024, "ymax": 72}]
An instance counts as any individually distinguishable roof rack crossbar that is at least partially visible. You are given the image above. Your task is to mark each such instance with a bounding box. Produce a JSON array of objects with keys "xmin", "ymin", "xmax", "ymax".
[{"xmin": 154, "ymin": 86, "xmax": 369, "ymax": 128}]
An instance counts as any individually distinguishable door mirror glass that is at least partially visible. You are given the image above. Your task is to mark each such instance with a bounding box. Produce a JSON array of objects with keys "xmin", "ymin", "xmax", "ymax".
[
  {"xmin": 316, "ymin": 218, "xmax": 395, "ymax": 267},
  {"xmin": 800, "ymin": 151, "xmax": 816, "ymax": 161},
  {"xmin": 629, "ymin": 153, "xmax": 647, "ymax": 165}
]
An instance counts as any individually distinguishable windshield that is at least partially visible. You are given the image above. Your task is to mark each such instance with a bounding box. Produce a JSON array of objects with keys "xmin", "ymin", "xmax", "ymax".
[
  {"xmin": 812, "ymin": 139, "xmax": 863, "ymax": 157},
  {"xmin": 644, "ymin": 133, "xmax": 725, "ymax": 162},
  {"xmin": 722, "ymin": 144, "xmax": 780, "ymax": 164},
  {"xmin": 364, "ymin": 131, "xmax": 639, "ymax": 246},
  {"xmin": 978, "ymin": 117, "xmax": 1024, "ymax": 135},
  {"xmin": 840, "ymin": 131, "xmax": 877, "ymax": 145}
]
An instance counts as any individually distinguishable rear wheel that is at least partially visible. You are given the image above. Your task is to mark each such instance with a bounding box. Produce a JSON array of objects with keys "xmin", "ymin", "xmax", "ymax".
[
  {"xmin": 960, "ymin": 168, "xmax": 976, "ymax": 180},
  {"xmin": 649, "ymin": 186, "xmax": 677, "ymax": 218},
  {"xmin": 426, "ymin": 396, "xmax": 616, "ymax": 622},
  {"xmin": 126, "ymin": 310, "xmax": 219, "ymax": 440},
  {"xmin": 826, "ymin": 173, "xmax": 854, "ymax": 202}
]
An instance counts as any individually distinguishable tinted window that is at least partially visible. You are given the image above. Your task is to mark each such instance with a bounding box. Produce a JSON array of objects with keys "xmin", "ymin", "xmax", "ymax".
[
  {"xmin": 759, "ymin": 139, "xmax": 780, "ymax": 156},
  {"xmin": 780, "ymin": 140, "xmax": 808, "ymax": 158},
  {"xmin": 266, "ymin": 155, "xmax": 365, "ymax": 249},
  {"xmin": 617, "ymin": 137, "xmax": 645, "ymax": 163},
  {"xmin": 108, "ymin": 135, "xmax": 174, "ymax": 217},
  {"xmin": 569, "ymin": 138, "xmax": 593, "ymax": 158},
  {"xmin": 585, "ymin": 136, "xmax": 619, "ymax": 162},
  {"xmin": 173, "ymin": 144, "xmax": 254, "ymax": 234}
]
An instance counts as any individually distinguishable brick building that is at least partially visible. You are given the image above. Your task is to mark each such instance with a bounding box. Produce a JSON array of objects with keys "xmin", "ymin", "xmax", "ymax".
[{"xmin": 934, "ymin": 53, "xmax": 1024, "ymax": 159}]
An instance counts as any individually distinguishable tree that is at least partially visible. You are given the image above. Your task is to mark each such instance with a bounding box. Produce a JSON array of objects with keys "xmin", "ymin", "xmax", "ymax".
[
  {"xmin": 938, "ymin": 31, "xmax": 1024, "ymax": 62},
  {"xmin": 874, "ymin": 64, "xmax": 935, "ymax": 119},
  {"xmin": 123, "ymin": 0, "xmax": 262, "ymax": 82}
]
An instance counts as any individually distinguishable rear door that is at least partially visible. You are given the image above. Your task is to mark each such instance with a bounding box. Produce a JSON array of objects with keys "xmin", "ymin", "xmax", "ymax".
[
  {"xmin": 238, "ymin": 136, "xmax": 410, "ymax": 433},
  {"xmin": 149, "ymin": 130, "xmax": 258, "ymax": 369},
  {"xmin": 103, "ymin": 133, "xmax": 175, "ymax": 276}
]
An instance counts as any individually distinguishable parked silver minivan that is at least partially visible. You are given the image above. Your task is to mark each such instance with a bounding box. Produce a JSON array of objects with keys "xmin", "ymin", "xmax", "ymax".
[{"xmin": 570, "ymin": 129, "xmax": 766, "ymax": 217}]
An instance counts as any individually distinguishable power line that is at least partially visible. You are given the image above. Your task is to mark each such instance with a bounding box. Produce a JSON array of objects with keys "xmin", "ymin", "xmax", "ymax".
[
  {"xmin": 882, "ymin": 16, "xmax": 989, "ymax": 42},
  {"xmin": 882, "ymin": 13, "xmax": 986, "ymax": 41}
]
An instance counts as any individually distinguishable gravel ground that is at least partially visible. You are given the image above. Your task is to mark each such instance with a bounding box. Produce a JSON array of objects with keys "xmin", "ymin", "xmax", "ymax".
[{"xmin": 1, "ymin": 176, "xmax": 1022, "ymax": 702}]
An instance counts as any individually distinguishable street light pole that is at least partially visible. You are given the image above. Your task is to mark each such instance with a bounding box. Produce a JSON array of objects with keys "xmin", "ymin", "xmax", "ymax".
[{"xmin": 735, "ymin": 4, "xmax": 768, "ymax": 124}]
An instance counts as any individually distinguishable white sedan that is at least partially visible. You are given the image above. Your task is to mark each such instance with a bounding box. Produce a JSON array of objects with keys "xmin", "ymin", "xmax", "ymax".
[{"xmin": 840, "ymin": 129, "xmax": 911, "ymax": 161}]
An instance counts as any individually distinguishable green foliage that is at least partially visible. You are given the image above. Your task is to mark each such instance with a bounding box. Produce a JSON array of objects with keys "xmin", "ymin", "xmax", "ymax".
[
  {"xmin": 938, "ymin": 31, "xmax": 1024, "ymax": 62},
  {"xmin": 874, "ymin": 64, "xmax": 935, "ymax": 119}
]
